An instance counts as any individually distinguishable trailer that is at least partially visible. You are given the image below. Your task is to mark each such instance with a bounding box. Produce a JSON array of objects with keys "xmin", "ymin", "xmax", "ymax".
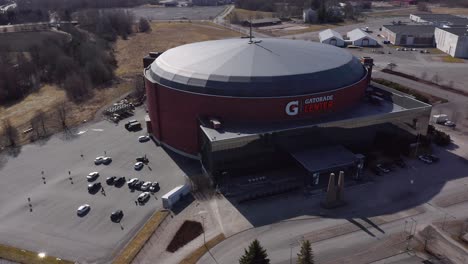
[{"xmin": 162, "ymin": 184, "xmax": 191, "ymax": 209}]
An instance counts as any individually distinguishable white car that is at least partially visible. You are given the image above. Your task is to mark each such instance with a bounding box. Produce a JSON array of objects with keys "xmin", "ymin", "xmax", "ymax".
[
  {"xmin": 141, "ymin": 181, "xmax": 152, "ymax": 191},
  {"xmin": 102, "ymin": 156, "xmax": 112, "ymax": 165},
  {"xmin": 443, "ymin": 121, "xmax": 456, "ymax": 127},
  {"xmin": 138, "ymin": 192, "xmax": 150, "ymax": 203},
  {"xmin": 94, "ymin": 156, "xmax": 105, "ymax": 165},
  {"xmin": 138, "ymin": 135, "xmax": 150, "ymax": 142},
  {"xmin": 127, "ymin": 178, "xmax": 139, "ymax": 187},
  {"xmin": 77, "ymin": 204, "xmax": 90, "ymax": 216},
  {"xmin": 87, "ymin": 172, "xmax": 99, "ymax": 181},
  {"xmin": 134, "ymin": 162, "xmax": 144, "ymax": 170},
  {"xmin": 418, "ymin": 155, "xmax": 433, "ymax": 164}
]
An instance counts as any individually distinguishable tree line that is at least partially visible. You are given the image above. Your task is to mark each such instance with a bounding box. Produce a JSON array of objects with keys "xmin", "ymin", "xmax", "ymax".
[{"xmin": 239, "ymin": 239, "xmax": 315, "ymax": 264}]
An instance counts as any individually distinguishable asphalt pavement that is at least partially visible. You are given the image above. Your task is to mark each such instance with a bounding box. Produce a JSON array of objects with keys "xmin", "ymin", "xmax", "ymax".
[{"xmin": 0, "ymin": 107, "xmax": 190, "ymax": 263}]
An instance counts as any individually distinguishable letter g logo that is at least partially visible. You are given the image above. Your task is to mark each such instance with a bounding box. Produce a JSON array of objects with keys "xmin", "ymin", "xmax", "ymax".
[{"xmin": 285, "ymin": 101, "xmax": 299, "ymax": 116}]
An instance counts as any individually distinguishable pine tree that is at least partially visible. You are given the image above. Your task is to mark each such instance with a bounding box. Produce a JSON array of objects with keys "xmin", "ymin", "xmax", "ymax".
[
  {"xmin": 239, "ymin": 239, "xmax": 270, "ymax": 264},
  {"xmin": 297, "ymin": 240, "xmax": 314, "ymax": 264}
]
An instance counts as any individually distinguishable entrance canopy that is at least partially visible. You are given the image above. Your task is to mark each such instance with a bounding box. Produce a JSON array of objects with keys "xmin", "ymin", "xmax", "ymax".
[{"xmin": 288, "ymin": 145, "xmax": 357, "ymax": 173}]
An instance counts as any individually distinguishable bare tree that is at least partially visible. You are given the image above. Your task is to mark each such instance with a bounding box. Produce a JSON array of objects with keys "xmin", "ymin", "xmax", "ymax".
[
  {"xmin": 417, "ymin": 2, "xmax": 430, "ymax": 12},
  {"xmin": 421, "ymin": 71, "xmax": 427, "ymax": 80},
  {"xmin": 55, "ymin": 102, "xmax": 68, "ymax": 130},
  {"xmin": 432, "ymin": 73, "xmax": 442, "ymax": 85},
  {"xmin": 30, "ymin": 110, "xmax": 47, "ymax": 139},
  {"xmin": 138, "ymin": 18, "xmax": 151, "ymax": 33},
  {"xmin": 2, "ymin": 119, "xmax": 19, "ymax": 147},
  {"xmin": 420, "ymin": 226, "xmax": 436, "ymax": 251}
]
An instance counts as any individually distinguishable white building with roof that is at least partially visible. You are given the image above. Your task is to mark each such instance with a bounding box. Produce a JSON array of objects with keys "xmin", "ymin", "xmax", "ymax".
[
  {"xmin": 347, "ymin": 28, "xmax": 378, "ymax": 46},
  {"xmin": 319, "ymin": 29, "xmax": 345, "ymax": 47},
  {"xmin": 435, "ymin": 27, "xmax": 468, "ymax": 58}
]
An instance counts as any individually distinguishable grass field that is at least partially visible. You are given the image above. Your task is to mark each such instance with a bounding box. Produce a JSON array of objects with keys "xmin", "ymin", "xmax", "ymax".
[
  {"xmin": 115, "ymin": 21, "xmax": 242, "ymax": 77},
  {"xmin": 441, "ymin": 55, "xmax": 466, "ymax": 63},
  {"xmin": 431, "ymin": 7, "xmax": 468, "ymax": 15},
  {"xmin": 262, "ymin": 20, "xmax": 359, "ymax": 37},
  {"xmin": 0, "ymin": 243, "xmax": 73, "ymax": 264},
  {"xmin": 226, "ymin": 8, "xmax": 274, "ymax": 22}
]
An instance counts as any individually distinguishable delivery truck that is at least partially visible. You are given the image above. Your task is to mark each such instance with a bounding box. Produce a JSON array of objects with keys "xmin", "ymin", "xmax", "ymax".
[{"xmin": 162, "ymin": 184, "xmax": 191, "ymax": 209}]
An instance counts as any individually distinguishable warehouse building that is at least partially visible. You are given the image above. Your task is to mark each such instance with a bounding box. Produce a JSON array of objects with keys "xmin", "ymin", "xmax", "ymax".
[
  {"xmin": 382, "ymin": 25, "xmax": 435, "ymax": 46},
  {"xmin": 319, "ymin": 29, "xmax": 345, "ymax": 47},
  {"xmin": 435, "ymin": 27, "xmax": 468, "ymax": 58},
  {"xmin": 143, "ymin": 38, "xmax": 431, "ymax": 181},
  {"xmin": 242, "ymin": 18, "xmax": 281, "ymax": 27},
  {"xmin": 347, "ymin": 28, "xmax": 378, "ymax": 46},
  {"xmin": 410, "ymin": 13, "xmax": 468, "ymax": 27}
]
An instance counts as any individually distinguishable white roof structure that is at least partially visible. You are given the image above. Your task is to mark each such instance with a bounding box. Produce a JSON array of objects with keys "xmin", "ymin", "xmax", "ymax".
[
  {"xmin": 319, "ymin": 29, "xmax": 344, "ymax": 42},
  {"xmin": 347, "ymin": 28, "xmax": 375, "ymax": 41}
]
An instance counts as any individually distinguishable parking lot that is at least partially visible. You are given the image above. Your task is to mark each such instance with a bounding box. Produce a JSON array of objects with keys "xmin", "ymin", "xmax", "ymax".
[{"xmin": 0, "ymin": 107, "xmax": 193, "ymax": 263}]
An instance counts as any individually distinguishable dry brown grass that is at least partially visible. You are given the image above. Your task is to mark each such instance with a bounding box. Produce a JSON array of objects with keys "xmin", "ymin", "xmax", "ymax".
[
  {"xmin": 262, "ymin": 20, "xmax": 358, "ymax": 37},
  {"xmin": 179, "ymin": 233, "xmax": 226, "ymax": 264},
  {"xmin": 0, "ymin": 243, "xmax": 73, "ymax": 264},
  {"xmin": 227, "ymin": 8, "xmax": 274, "ymax": 21},
  {"xmin": 432, "ymin": 7, "xmax": 468, "ymax": 15},
  {"xmin": 366, "ymin": 7, "xmax": 417, "ymax": 17},
  {"xmin": 113, "ymin": 210, "xmax": 169, "ymax": 264},
  {"xmin": 441, "ymin": 55, "xmax": 466, "ymax": 63},
  {"xmin": 115, "ymin": 21, "xmax": 242, "ymax": 77}
]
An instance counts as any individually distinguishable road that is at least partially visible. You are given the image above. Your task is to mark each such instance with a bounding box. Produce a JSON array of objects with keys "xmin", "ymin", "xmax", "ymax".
[
  {"xmin": 198, "ymin": 133, "xmax": 468, "ymax": 264},
  {"xmin": 0, "ymin": 107, "xmax": 191, "ymax": 263}
]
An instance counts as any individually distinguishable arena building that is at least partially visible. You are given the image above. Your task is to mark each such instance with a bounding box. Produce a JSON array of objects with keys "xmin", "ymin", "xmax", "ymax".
[{"xmin": 143, "ymin": 38, "xmax": 431, "ymax": 182}]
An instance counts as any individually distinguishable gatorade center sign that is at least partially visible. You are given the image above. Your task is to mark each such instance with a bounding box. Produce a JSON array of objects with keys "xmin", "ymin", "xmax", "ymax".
[{"xmin": 285, "ymin": 95, "xmax": 334, "ymax": 116}]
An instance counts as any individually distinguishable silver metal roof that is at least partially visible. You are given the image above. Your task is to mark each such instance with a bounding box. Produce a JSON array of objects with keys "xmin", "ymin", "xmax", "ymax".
[
  {"xmin": 319, "ymin": 29, "xmax": 344, "ymax": 41},
  {"xmin": 347, "ymin": 28, "xmax": 376, "ymax": 41},
  {"xmin": 148, "ymin": 38, "xmax": 366, "ymax": 97}
]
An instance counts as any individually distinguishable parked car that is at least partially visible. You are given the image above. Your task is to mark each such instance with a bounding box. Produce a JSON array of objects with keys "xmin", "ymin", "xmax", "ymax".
[
  {"xmin": 136, "ymin": 156, "xmax": 149, "ymax": 163},
  {"xmin": 376, "ymin": 164, "xmax": 390, "ymax": 173},
  {"xmin": 371, "ymin": 167, "xmax": 382, "ymax": 176},
  {"xmin": 426, "ymin": 154, "xmax": 439, "ymax": 162},
  {"xmin": 77, "ymin": 204, "xmax": 91, "ymax": 216},
  {"xmin": 382, "ymin": 40, "xmax": 390, "ymax": 44},
  {"xmin": 106, "ymin": 176, "xmax": 117, "ymax": 185},
  {"xmin": 88, "ymin": 182, "xmax": 102, "ymax": 193},
  {"xmin": 138, "ymin": 192, "xmax": 151, "ymax": 203},
  {"xmin": 94, "ymin": 156, "xmax": 105, "ymax": 165},
  {"xmin": 149, "ymin": 182, "xmax": 160, "ymax": 192},
  {"xmin": 115, "ymin": 176, "xmax": 126, "ymax": 186},
  {"xmin": 394, "ymin": 158, "xmax": 407, "ymax": 168},
  {"xmin": 443, "ymin": 120, "xmax": 456, "ymax": 127},
  {"xmin": 418, "ymin": 155, "xmax": 433, "ymax": 164},
  {"xmin": 134, "ymin": 180, "xmax": 145, "ymax": 189},
  {"xmin": 110, "ymin": 210, "xmax": 124, "ymax": 223},
  {"xmin": 138, "ymin": 135, "xmax": 150, "ymax": 142},
  {"xmin": 87, "ymin": 172, "xmax": 100, "ymax": 182},
  {"xmin": 134, "ymin": 162, "xmax": 144, "ymax": 170},
  {"xmin": 127, "ymin": 178, "xmax": 139, "ymax": 188},
  {"xmin": 102, "ymin": 157, "xmax": 112, "ymax": 165},
  {"xmin": 141, "ymin": 181, "xmax": 152, "ymax": 191}
]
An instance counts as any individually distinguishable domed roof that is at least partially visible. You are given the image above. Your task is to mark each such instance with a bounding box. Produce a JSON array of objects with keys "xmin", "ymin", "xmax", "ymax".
[{"xmin": 147, "ymin": 38, "xmax": 366, "ymax": 97}]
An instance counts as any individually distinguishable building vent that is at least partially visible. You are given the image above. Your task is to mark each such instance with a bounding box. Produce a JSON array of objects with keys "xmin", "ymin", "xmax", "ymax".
[{"xmin": 209, "ymin": 118, "xmax": 221, "ymax": 130}]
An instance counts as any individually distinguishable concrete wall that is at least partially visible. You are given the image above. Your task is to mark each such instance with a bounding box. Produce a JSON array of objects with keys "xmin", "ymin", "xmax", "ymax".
[
  {"xmin": 382, "ymin": 27, "xmax": 397, "ymax": 44},
  {"xmin": 435, "ymin": 28, "xmax": 460, "ymax": 57}
]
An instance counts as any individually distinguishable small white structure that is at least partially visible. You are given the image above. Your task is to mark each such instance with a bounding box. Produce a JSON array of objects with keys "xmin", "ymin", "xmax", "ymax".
[
  {"xmin": 303, "ymin": 8, "xmax": 317, "ymax": 24},
  {"xmin": 435, "ymin": 27, "xmax": 468, "ymax": 58},
  {"xmin": 319, "ymin": 29, "xmax": 345, "ymax": 47},
  {"xmin": 347, "ymin": 28, "xmax": 378, "ymax": 47},
  {"xmin": 161, "ymin": 184, "xmax": 191, "ymax": 209}
]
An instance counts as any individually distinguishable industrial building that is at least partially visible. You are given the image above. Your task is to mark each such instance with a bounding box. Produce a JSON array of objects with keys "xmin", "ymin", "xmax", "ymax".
[
  {"xmin": 410, "ymin": 13, "xmax": 468, "ymax": 27},
  {"xmin": 382, "ymin": 25, "xmax": 435, "ymax": 46},
  {"xmin": 347, "ymin": 29, "xmax": 378, "ymax": 46},
  {"xmin": 319, "ymin": 29, "xmax": 345, "ymax": 47},
  {"xmin": 143, "ymin": 38, "xmax": 431, "ymax": 181},
  {"xmin": 435, "ymin": 27, "xmax": 468, "ymax": 58},
  {"xmin": 241, "ymin": 18, "xmax": 281, "ymax": 27}
]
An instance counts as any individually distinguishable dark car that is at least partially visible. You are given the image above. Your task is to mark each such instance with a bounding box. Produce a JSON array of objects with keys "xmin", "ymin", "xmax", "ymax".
[
  {"xmin": 110, "ymin": 210, "xmax": 124, "ymax": 223},
  {"xmin": 115, "ymin": 176, "xmax": 126, "ymax": 186},
  {"xmin": 426, "ymin": 154, "xmax": 439, "ymax": 162},
  {"xmin": 136, "ymin": 156, "xmax": 149, "ymax": 163},
  {"xmin": 88, "ymin": 182, "xmax": 102, "ymax": 193},
  {"xmin": 371, "ymin": 167, "xmax": 382, "ymax": 176},
  {"xmin": 376, "ymin": 164, "xmax": 390, "ymax": 173},
  {"xmin": 149, "ymin": 182, "xmax": 160, "ymax": 192},
  {"xmin": 394, "ymin": 158, "xmax": 407, "ymax": 168},
  {"xmin": 106, "ymin": 176, "xmax": 117, "ymax": 185},
  {"xmin": 134, "ymin": 180, "xmax": 145, "ymax": 189}
]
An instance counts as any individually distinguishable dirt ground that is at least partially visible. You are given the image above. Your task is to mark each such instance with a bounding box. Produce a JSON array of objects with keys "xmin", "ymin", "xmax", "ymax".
[{"xmin": 115, "ymin": 21, "xmax": 242, "ymax": 77}]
